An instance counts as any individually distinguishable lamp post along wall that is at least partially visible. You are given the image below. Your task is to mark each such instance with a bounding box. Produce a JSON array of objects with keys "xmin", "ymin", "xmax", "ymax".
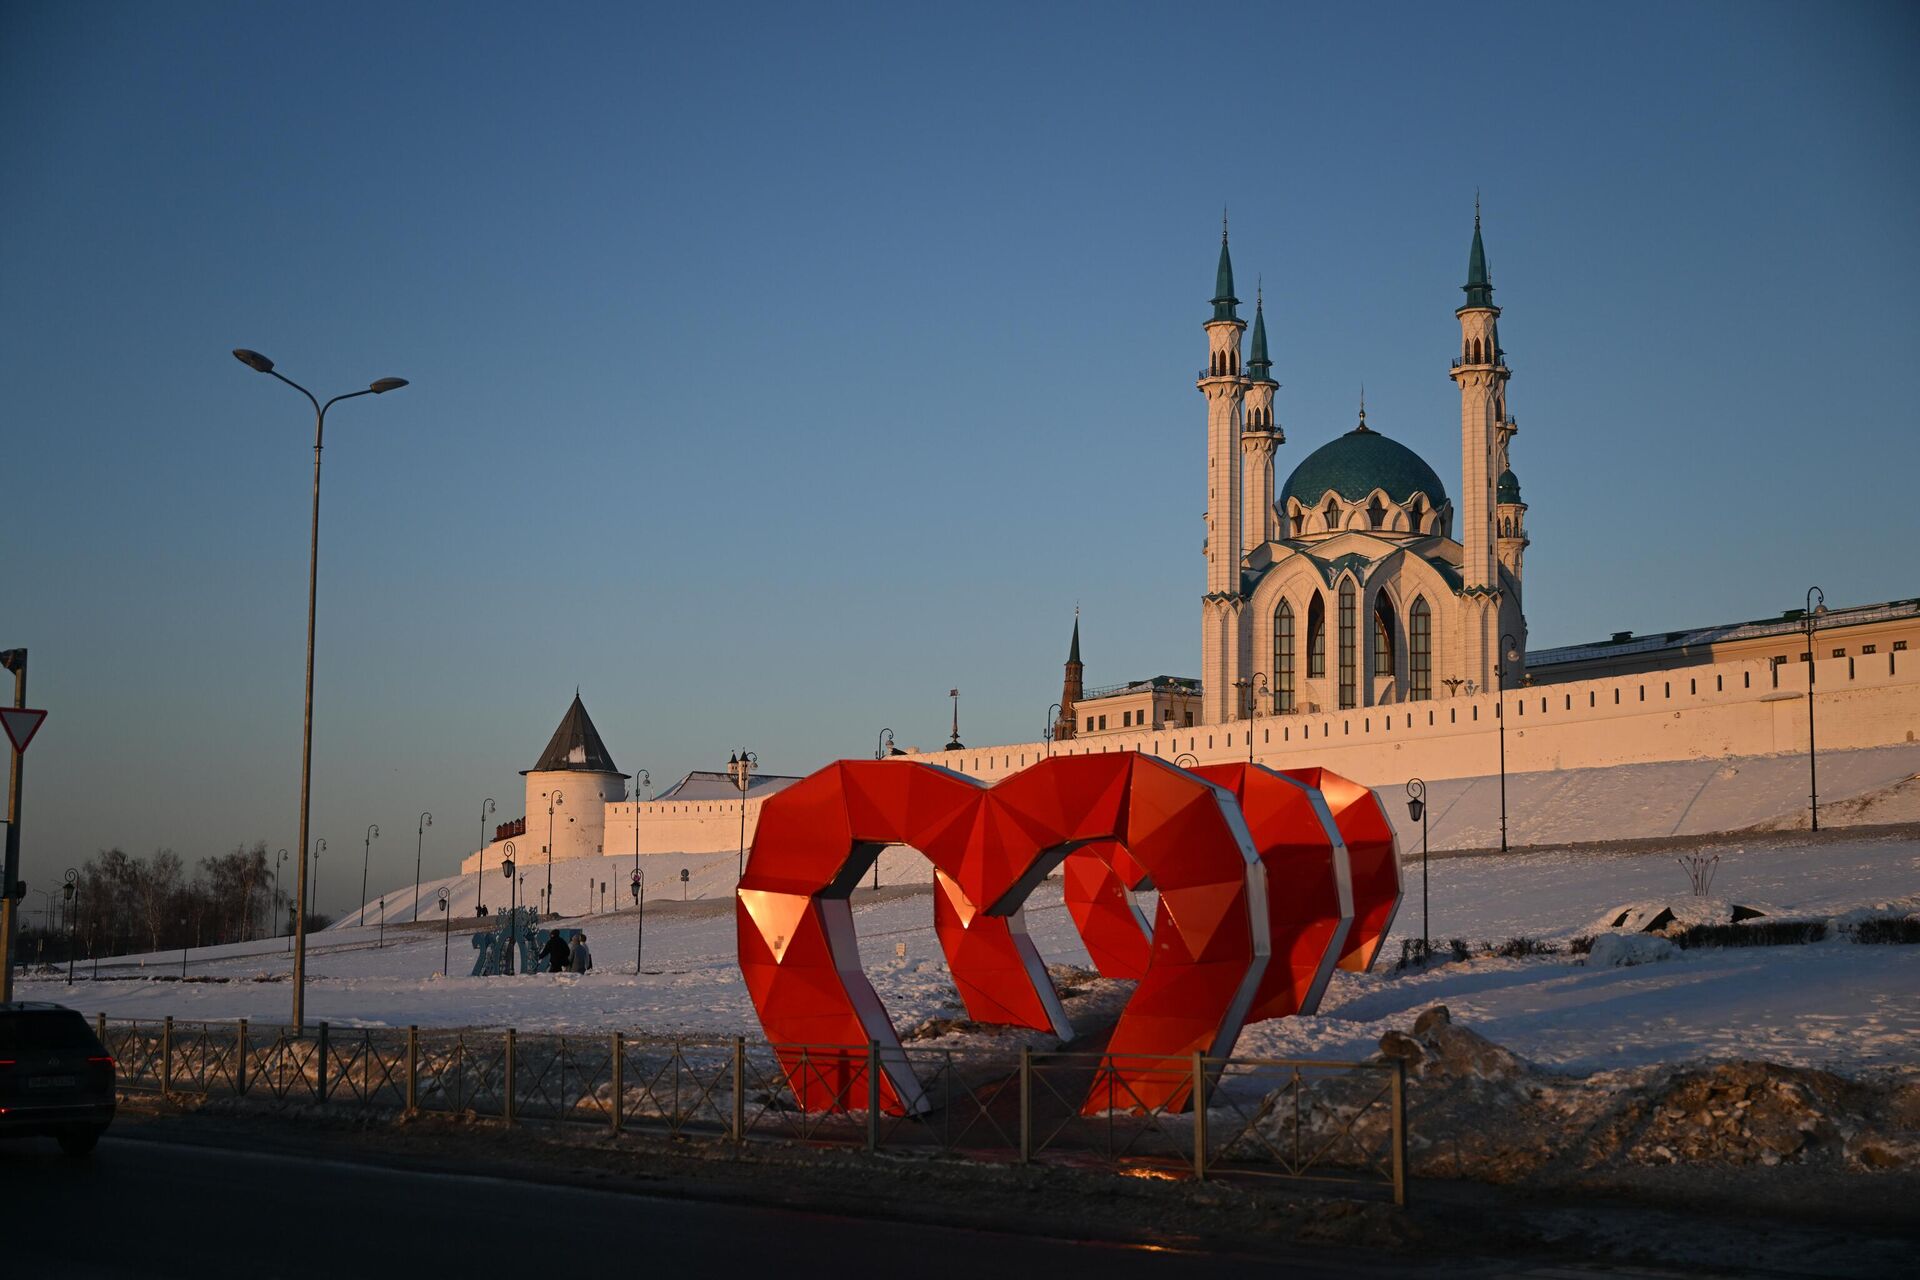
[
  {"xmin": 414, "ymin": 812, "xmax": 433, "ymax": 922},
  {"xmin": 231, "ymin": 349, "xmax": 407, "ymax": 1030},
  {"xmin": 360, "ymin": 824, "xmax": 380, "ymax": 935},
  {"xmin": 1495, "ymin": 633, "xmax": 1519, "ymax": 852},
  {"xmin": 1805, "ymin": 586, "xmax": 1824, "ymax": 832},
  {"xmin": 477, "ymin": 797, "xmax": 495, "ymax": 914},
  {"xmin": 0, "ymin": 647, "xmax": 28, "ymax": 1004}
]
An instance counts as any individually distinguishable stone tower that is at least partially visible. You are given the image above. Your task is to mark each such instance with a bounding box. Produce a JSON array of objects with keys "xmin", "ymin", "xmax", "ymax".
[
  {"xmin": 1447, "ymin": 204, "xmax": 1518, "ymax": 689},
  {"xmin": 1054, "ymin": 613, "xmax": 1083, "ymax": 742},
  {"xmin": 1241, "ymin": 285, "xmax": 1282, "ymax": 555},
  {"xmin": 1199, "ymin": 218, "xmax": 1249, "ymax": 723}
]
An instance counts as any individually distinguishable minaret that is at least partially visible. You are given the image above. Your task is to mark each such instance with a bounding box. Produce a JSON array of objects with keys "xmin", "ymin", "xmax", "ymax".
[
  {"xmin": 1241, "ymin": 283, "xmax": 1282, "ymax": 553},
  {"xmin": 1199, "ymin": 215, "xmax": 1248, "ymax": 723},
  {"xmin": 1447, "ymin": 200, "xmax": 1512, "ymax": 690},
  {"xmin": 1496, "ymin": 467, "xmax": 1529, "ymax": 592},
  {"xmin": 1054, "ymin": 612, "xmax": 1083, "ymax": 742}
]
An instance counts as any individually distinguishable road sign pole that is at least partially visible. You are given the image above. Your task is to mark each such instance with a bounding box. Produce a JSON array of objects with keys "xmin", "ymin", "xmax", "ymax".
[{"xmin": 0, "ymin": 650, "xmax": 31, "ymax": 1003}]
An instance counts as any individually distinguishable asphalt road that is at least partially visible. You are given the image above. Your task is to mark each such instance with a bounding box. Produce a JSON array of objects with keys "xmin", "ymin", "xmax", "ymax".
[{"xmin": 0, "ymin": 1134, "xmax": 1430, "ymax": 1279}]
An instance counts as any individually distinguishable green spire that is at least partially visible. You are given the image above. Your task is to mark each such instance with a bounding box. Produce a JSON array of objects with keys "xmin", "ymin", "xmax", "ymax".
[
  {"xmin": 1247, "ymin": 283, "xmax": 1274, "ymax": 383},
  {"xmin": 1462, "ymin": 196, "xmax": 1494, "ymax": 309},
  {"xmin": 1211, "ymin": 212, "xmax": 1239, "ymax": 322}
]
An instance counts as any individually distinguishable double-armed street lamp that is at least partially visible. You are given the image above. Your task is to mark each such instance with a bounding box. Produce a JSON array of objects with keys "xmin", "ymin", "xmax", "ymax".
[
  {"xmin": 1805, "ymin": 586, "xmax": 1825, "ymax": 832},
  {"xmin": 413, "ymin": 811, "xmax": 433, "ymax": 923},
  {"xmin": 728, "ymin": 751, "xmax": 757, "ymax": 880},
  {"xmin": 1405, "ymin": 779, "xmax": 1430, "ymax": 960},
  {"xmin": 476, "ymin": 797, "xmax": 496, "ymax": 913},
  {"xmin": 232, "ymin": 348, "xmax": 408, "ymax": 1030},
  {"xmin": 360, "ymin": 824, "xmax": 380, "ymax": 935},
  {"xmin": 1493, "ymin": 633, "xmax": 1520, "ymax": 852}
]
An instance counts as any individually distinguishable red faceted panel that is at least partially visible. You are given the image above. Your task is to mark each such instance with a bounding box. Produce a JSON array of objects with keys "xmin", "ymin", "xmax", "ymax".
[
  {"xmin": 1190, "ymin": 763, "xmax": 1352, "ymax": 1020},
  {"xmin": 737, "ymin": 754, "xmax": 1266, "ymax": 1115},
  {"xmin": 1280, "ymin": 766, "xmax": 1401, "ymax": 972},
  {"xmin": 1061, "ymin": 839, "xmax": 1151, "ymax": 981}
]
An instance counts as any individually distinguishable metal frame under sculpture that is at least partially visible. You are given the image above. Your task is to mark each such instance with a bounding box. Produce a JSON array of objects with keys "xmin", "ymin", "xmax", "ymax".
[{"xmin": 736, "ymin": 754, "xmax": 1398, "ymax": 1116}]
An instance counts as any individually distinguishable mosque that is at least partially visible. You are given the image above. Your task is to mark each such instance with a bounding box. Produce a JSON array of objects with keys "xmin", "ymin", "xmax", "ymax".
[{"xmin": 1059, "ymin": 211, "xmax": 1528, "ymax": 739}]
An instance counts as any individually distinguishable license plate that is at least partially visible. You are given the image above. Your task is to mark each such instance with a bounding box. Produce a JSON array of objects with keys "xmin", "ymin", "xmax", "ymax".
[{"xmin": 28, "ymin": 1075, "xmax": 77, "ymax": 1089}]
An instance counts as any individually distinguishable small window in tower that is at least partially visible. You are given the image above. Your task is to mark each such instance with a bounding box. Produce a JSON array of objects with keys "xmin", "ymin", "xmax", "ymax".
[{"xmin": 1098, "ymin": 715, "xmax": 1107, "ymax": 730}]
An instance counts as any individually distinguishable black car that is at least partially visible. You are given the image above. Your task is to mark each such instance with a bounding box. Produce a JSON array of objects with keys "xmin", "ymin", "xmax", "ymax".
[{"xmin": 0, "ymin": 1002, "xmax": 116, "ymax": 1156}]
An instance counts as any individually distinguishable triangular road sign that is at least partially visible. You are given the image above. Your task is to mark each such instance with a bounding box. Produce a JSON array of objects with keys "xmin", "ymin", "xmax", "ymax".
[{"xmin": 0, "ymin": 708, "xmax": 47, "ymax": 755}]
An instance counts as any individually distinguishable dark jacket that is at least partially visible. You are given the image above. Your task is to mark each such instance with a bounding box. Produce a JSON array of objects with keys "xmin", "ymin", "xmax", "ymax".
[{"xmin": 537, "ymin": 932, "xmax": 572, "ymax": 973}]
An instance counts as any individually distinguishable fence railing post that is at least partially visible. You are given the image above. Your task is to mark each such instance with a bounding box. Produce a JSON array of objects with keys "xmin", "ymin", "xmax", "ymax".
[
  {"xmin": 731, "ymin": 1036, "xmax": 745, "ymax": 1150},
  {"xmin": 236, "ymin": 1019, "xmax": 248, "ymax": 1096},
  {"xmin": 406, "ymin": 1026, "xmax": 419, "ymax": 1114},
  {"xmin": 1390, "ymin": 1059, "xmax": 1407, "ymax": 1208},
  {"xmin": 1191, "ymin": 1051, "xmax": 1208, "ymax": 1182},
  {"xmin": 316, "ymin": 1022, "xmax": 329, "ymax": 1104},
  {"xmin": 161, "ymin": 1016, "xmax": 174, "ymax": 1097},
  {"xmin": 866, "ymin": 1040, "xmax": 880, "ymax": 1153},
  {"xmin": 1018, "ymin": 1045, "xmax": 1032, "ymax": 1165},
  {"xmin": 504, "ymin": 1028, "xmax": 516, "ymax": 1126},
  {"xmin": 610, "ymin": 1031, "xmax": 624, "ymax": 1136}
]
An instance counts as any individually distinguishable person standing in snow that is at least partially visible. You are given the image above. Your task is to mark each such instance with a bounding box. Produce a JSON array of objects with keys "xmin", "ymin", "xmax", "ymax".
[
  {"xmin": 570, "ymin": 933, "xmax": 593, "ymax": 974},
  {"xmin": 537, "ymin": 929, "xmax": 572, "ymax": 973}
]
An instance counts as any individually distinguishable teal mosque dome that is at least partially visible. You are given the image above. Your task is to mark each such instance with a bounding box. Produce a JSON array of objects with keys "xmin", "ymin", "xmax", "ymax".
[{"xmin": 1279, "ymin": 421, "xmax": 1449, "ymax": 510}]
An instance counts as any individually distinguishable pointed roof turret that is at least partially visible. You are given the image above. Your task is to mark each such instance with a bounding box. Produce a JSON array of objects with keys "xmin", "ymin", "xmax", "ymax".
[
  {"xmin": 1248, "ymin": 283, "xmax": 1275, "ymax": 384},
  {"xmin": 1211, "ymin": 212, "xmax": 1240, "ymax": 322},
  {"xmin": 526, "ymin": 692, "xmax": 621, "ymax": 775},
  {"xmin": 1067, "ymin": 612, "xmax": 1082, "ymax": 665},
  {"xmin": 1462, "ymin": 197, "xmax": 1495, "ymax": 310}
]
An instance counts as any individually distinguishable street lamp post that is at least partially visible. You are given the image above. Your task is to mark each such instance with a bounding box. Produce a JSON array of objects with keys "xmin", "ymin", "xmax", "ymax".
[
  {"xmin": 542, "ymin": 791, "xmax": 564, "ymax": 919},
  {"xmin": 1405, "ymin": 779, "xmax": 1430, "ymax": 961},
  {"xmin": 413, "ymin": 811, "xmax": 433, "ymax": 924},
  {"xmin": 273, "ymin": 849, "xmax": 288, "ymax": 948},
  {"xmin": 729, "ymin": 751, "xmax": 757, "ymax": 881},
  {"xmin": 232, "ymin": 347, "xmax": 408, "ymax": 1031},
  {"xmin": 62, "ymin": 868, "xmax": 77, "ymax": 985},
  {"xmin": 477, "ymin": 797, "xmax": 496, "ymax": 914},
  {"xmin": 501, "ymin": 846, "xmax": 517, "ymax": 975},
  {"xmin": 1045, "ymin": 705, "xmax": 1061, "ymax": 758},
  {"xmin": 377, "ymin": 897, "xmax": 386, "ymax": 949},
  {"xmin": 438, "ymin": 890, "xmax": 451, "ymax": 977},
  {"xmin": 1234, "ymin": 673, "xmax": 1269, "ymax": 761},
  {"xmin": 180, "ymin": 915, "xmax": 188, "ymax": 979},
  {"xmin": 1494, "ymin": 633, "xmax": 1520, "ymax": 853},
  {"xmin": 360, "ymin": 824, "xmax": 380, "ymax": 935},
  {"xmin": 874, "ymin": 728, "xmax": 895, "ymax": 761},
  {"xmin": 1805, "ymin": 586, "xmax": 1824, "ymax": 832},
  {"xmin": 310, "ymin": 838, "xmax": 326, "ymax": 929},
  {"xmin": 631, "ymin": 866, "xmax": 645, "ymax": 975}
]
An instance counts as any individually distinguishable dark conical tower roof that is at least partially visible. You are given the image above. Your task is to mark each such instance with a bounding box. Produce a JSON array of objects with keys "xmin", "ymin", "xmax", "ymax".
[
  {"xmin": 1211, "ymin": 215, "xmax": 1240, "ymax": 322},
  {"xmin": 527, "ymin": 693, "xmax": 621, "ymax": 774},
  {"xmin": 1248, "ymin": 287, "xmax": 1275, "ymax": 384},
  {"xmin": 1462, "ymin": 202, "xmax": 1495, "ymax": 310},
  {"xmin": 1068, "ymin": 614, "xmax": 1082, "ymax": 665}
]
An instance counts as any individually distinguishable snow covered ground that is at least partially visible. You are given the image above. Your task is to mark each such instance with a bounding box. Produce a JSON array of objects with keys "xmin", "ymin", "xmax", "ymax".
[{"xmin": 18, "ymin": 832, "xmax": 1918, "ymax": 1080}]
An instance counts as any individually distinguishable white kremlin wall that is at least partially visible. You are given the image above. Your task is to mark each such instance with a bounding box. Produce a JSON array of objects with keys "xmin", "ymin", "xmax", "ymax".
[{"xmin": 459, "ymin": 650, "xmax": 1916, "ymax": 869}]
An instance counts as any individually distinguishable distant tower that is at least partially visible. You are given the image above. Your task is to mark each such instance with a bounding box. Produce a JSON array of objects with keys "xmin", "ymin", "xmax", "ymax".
[
  {"xmin": 521, "ymin": 692, "xmax": 626, "ymax": 863},
  {"xmin": 1199, "ymin": 216, "xmax": 1249, "ymax": 723},
  {"xmin": 1496, "ymin": 467, "xmax": 1529, "ymax": 599},
  {"xmin": 1055, "ymin": 612, "xmax": 1084, "ymax": 742},
  {"xmin": 1241, "ymin": 284, "xmax": 1282, "ymax": 553},
  {"xmin": 945, "ymin": 689, "xmax": 964, "ymax": 751},
  {"xmin": 1447, "ymin": 201, "xmax": 1516, "ymax": 689}
]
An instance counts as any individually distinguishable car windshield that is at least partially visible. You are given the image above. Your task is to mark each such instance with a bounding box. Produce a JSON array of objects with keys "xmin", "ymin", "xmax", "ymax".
[{"xmin": 0, "ymin": 1011, "xmax": 98, "ymax": 1053}]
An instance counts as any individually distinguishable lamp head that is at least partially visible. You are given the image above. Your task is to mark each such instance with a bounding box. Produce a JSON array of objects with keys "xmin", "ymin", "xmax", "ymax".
[
  {"xmin": 369, "ymin": 377, "xmax": 408, "ymax": 394},
  {"xmin": 232, "ymin": 348, "xmax": 275, "ymax": 374},
  {"xmin": 1407, "ymin": 797, "xmax": 1426, "ymax": 823},
  {"xmin": 502, "ymin": 857, "xmax": 515, "ymax": 879}
]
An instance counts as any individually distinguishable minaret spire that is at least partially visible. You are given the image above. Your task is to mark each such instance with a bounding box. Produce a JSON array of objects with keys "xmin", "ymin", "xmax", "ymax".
[
  {"xmin": 1212, "ymin": 211, "xmax": 1239, "ymax": 322},
  {"xmin": 1247, "ymin": 282, "xmax": 1274, "ymax": 385}
]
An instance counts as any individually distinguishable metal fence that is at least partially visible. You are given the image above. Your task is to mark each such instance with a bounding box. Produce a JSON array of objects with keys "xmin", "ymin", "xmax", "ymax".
[{"xmin": 98, "ymin": 1015, "xmax": 1406, "ymax": 1204}]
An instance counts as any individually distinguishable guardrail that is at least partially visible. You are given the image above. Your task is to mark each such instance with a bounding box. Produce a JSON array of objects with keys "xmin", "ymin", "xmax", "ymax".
[{"xmin": 97, "ymin": 1015, "xmax": 1407, "ymax": 1204}]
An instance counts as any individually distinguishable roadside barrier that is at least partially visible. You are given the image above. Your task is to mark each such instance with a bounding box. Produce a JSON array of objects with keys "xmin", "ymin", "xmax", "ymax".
[{"xmin": 96, "ymin": 1015, "xmax": 1406, "ymax": 1204}]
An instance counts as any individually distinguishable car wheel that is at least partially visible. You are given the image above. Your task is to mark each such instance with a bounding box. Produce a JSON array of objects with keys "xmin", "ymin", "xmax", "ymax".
[{"xmin": 57, "ymin": 1128, "xmax": 101, "ymax": 1158}]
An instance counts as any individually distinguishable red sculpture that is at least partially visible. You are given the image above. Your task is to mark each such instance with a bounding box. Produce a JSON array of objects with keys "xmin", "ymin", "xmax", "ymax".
[
  {"xmin": 1060, "ymin": 839, "xmax": 1151, "ymax": 981},
  {"xmin": 1281, "ymin": 767, "xmax": 1401, "ymax": 972},
  {"xmin": 738, "ymin": 754, "xmax": 1267, "ymax": 1114}
]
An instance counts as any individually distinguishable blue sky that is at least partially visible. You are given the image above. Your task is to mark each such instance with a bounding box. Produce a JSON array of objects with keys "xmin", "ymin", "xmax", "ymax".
[{"xmin": 4, "ymin": 1, "xmax": 1915, "ymax": 910}]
